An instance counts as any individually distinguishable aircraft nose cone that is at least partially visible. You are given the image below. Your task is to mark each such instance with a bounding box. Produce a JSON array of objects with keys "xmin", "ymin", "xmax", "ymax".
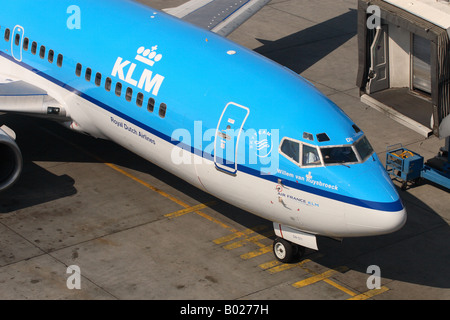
[
  {"xmin": 360, "ymin": 160, "xmax": 407, "ymax": 234},
  {"xmin": 345, "ymin": 200, "xmax": 407, "ymax": 236},
  {"xmin": 375, "ymin": 206, "xmax": 407, "ymax": 234}
]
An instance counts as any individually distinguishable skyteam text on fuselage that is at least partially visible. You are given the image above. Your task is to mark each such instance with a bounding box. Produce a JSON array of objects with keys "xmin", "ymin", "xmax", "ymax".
[{"xmin": 0, "ymin": 0, "xmax": 406, "ymax": 262}]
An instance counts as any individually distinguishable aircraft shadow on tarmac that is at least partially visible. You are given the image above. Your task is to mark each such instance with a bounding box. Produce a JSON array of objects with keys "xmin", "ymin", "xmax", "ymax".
[
  {"xmin": 0, "ymin": 162, "xmax": 76, "ymax": 213},
  {"xmin": 0, "ymin": 115, "xmax": 77, "ymax": 213},
  {"xmin": 254, "ymin": 9, "xmax": 357, "ymax": 75}
]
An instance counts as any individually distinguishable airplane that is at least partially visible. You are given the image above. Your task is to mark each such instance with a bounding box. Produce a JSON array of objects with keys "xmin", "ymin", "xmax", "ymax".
[{"xmin": 0, "ymin": 0, "xmax": 406, "ymax": 263}]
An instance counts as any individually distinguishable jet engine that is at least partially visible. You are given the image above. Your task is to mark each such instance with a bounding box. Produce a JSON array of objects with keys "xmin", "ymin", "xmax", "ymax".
[{"xmin": 0, "ymin": 126, "xmax": 22, "ymax": 191}]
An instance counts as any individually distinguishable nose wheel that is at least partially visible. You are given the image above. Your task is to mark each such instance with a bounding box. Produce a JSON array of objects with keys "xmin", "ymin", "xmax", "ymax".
[{"xmin": 273, "ymin": 237, "xmax": 305, "ymax": 263}]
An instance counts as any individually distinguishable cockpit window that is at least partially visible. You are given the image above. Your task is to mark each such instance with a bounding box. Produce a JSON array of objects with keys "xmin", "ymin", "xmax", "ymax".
[
  {"xmin": 280, "ymin": 138, "xmax": 322, "ymax": 167},
  {"xmin": 321, "ymin": 146, "xmax": 358, "ymax": 165},
  {"xmin": 355, "ymin": 136, "xmax": 374, "ymax": 161},
  {"xmin": 316, "ymin": 133, "xmax": 330, "ymax": 142},
  {"xmin": 303, "ymin": 132, "xmax": 314, "ymax": 141},
  {"xmin": 302, "ymin": 144, "xmax": 321, "ymax": 166},
  {"xmin": 280, "ymin": 139, "xmax": 299, "ymax": 163},
  {"xmin": 280, "ymin": 135, "xmax": 373, "ymax": 167}
]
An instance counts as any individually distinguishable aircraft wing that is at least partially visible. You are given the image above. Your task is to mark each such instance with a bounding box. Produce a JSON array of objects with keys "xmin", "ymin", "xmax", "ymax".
[
  {"xmin": 0, "ymin": 77, "xmax": 66, "ymax": 118},
  {"xmin": 163, "ymin": 0, "xmax": 270, "ymax": 37}
]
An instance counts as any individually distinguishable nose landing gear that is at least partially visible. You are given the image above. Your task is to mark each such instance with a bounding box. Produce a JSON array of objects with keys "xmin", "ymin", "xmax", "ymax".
[
  {"xmin": 273, "ymin": 237, "xmax": 305, "ymax": 263},
  {"xmin": 272, "ymin": 223, "xmax": 317, "ymax": 263}
]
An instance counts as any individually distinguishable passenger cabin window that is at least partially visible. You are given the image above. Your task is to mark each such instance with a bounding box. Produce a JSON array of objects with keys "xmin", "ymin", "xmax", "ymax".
[
  {"xmin": 4, "ymin": 28, "xmax": 10, "ymax": 41},
  {"xmin": 115, "ymin": 82, "xmax": 122, "ymax": 96},
  {"xmin": 159, "ymin": 103, "xmax": 167, "ymax": 118},
  {"xmin": 105, "ymin": 77, "xmax": 112, "ymax": 91},
  {"xmin": 280, "ymin": 139, "xmax": 299, "ymax": 163},
  {"xmin": 14, "ymin": 33, "xmax": 20, "ymax": 46},
  {"xmin": 39, "ymin": 46, "xmax": 46, "ymax": 59},
  {"xmin": 126, "ymin": 87, "xmax": 133, "ymax": 102},
  {"xmin": 147, "ymin": 98, "xmax": 155, "ymax": 112},
  {"xmin": 95, "ymin": 73, "xmax": 102, "ymax": 86},
  {"xmin": 57, "ymin": 54, "xmax": 63, "ymax": 67},
  {"xmin": 85, "ymin": 68, "xmax": 92, "ymax": 81},
  {"xmin": 23, "ymin": 37, "xmax": 29, "ymax": 51},
  {"xmin": 31, "ymin": 41, "xmax": 37, "ymax": 55},
  {"xmin": 48, "ymin": 50, "xmax": 54, "ymax": 63},
  {"xmin": 76, "ymin": 63, "xmax": 82, "ymax": 76},
  {"xmin": 136, "ymin": 92, "xmax": 144, "ymax": 107}
]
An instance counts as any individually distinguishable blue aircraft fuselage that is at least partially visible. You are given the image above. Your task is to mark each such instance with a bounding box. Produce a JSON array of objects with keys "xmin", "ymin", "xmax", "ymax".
[{"xmin": 0, "ymin": 0, "xmax": 406, "ymax": 248}]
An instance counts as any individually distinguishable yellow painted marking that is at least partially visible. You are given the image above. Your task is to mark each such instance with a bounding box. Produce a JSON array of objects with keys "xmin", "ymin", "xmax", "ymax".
[
  {"xmin": 267, "ymin": 263, "xmax": 296, "ymax": 273},
  {"xmin": 323, "ymin": 279, "xmax": 358, "ymax": 297},
  {"xmin": 105, "ymin": 162, "xmax": 235, "ymax": 233},
  {"xmin": 213, "ymin": 225, "xmax": 268, "ymax": 245},
  {"xmin": 347, "ymin": 286, "xmax": 389, "ymax": 300},
  {"xmin": 292, "ymin": 266, "xmax": 349, "ymax": 288},
  {"xmin": 259, "ymin": 260, "xmax": 281, "ymax": 270},
  {"xmin": 226, "ymin": 234, "xmax": 266, "ymax": 249},
  {"xmin": 224, "ymin": 231, "xmax": 273, "ymax": 250},
  {"xmin": 223, "ymin": 241, "xmax": 246, "ymax": 250},
  {"xmin": 267, "ymin": 259, "xmax": 312, "ymax": 274},
  {"xmin": 259, "ymin": 253, "xmax": 323, "ymax": 274},
  {"xmin": 104, "ymin": 164, "xmax": 240, "ymax": 233},
  {"xmin": 252, "ymin": 231, "xmax": 275, "ymax": 244},
  {"xmin": 103, "ymin": 162, "xmax": 189, "ymax": 207},
  {"xmin": 214, "ymin": 233, "xmax": 245, "ymax": 245},
  {"xmin": 194, "ymin": 210, "xmax": 237, "ymax": 232},
  {"xmin": 240, "ymin": 246, "xmax": 272, "ymax": 259},
  {"xmin": 164, "ymin": 201, "xmax": 217, "ymax": 219}
]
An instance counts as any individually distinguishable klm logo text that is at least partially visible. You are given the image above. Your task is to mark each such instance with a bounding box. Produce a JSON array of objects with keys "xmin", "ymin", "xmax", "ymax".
[{"xmin": 111, "ymin": 46, "xmax": 165, "ymax": 96}]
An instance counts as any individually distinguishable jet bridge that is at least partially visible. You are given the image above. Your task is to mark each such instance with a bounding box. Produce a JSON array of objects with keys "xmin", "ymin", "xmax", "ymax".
[
  {"xmin": 356, "ymin": 0, "xmax": 450, "ymax": 139},
  {"xmin": 357, "ymin": 0, "xmax": 450, "ymax": 190}
]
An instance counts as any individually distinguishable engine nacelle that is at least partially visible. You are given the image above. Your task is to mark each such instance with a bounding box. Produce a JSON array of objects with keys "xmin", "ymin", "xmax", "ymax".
[{"xmin": 0, "ymin": 126, "xmax": 23, "ymax": 191}]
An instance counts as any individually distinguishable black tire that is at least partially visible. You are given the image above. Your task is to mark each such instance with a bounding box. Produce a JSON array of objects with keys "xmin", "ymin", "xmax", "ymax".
[
  {"xmin": 295, "ymin": 244, "xmax": 305, "ymax": 258},
  {"xmin": 273, "ymin": 237, "xmax": 295, "ymax": 263}
]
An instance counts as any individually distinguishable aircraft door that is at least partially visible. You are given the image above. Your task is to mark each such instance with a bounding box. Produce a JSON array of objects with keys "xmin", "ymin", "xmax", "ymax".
[
  {"xmin": 11, "ymin": 25, "xmax": 25, "ymax": 62},
  {"xmin": 214, "ymin": 102, "xmax": 249, "ymax": 174}
]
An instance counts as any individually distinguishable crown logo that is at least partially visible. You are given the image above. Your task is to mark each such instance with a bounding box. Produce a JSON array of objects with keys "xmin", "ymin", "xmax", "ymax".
[
  {"xmin": 306, "ymin": 172, "xmax": 312, "ymax": 181},
  {"xmin": 135, "ymin": 45, "xmax": 163, "ymax": 67}
]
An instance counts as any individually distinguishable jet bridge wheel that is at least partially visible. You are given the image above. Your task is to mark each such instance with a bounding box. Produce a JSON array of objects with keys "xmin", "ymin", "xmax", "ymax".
[{"xmin": 273, "ymin": 237, "xmax": 304, "ymax": 263}]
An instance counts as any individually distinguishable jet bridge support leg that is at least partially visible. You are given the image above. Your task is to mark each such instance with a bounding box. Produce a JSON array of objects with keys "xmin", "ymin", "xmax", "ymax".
[{"xmin": 272, "ymin": 223, "xmax": 318, "ymax": 263}]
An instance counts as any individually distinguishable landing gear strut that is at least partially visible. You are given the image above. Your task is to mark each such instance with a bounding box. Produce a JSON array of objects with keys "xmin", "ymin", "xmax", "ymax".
[
  {"xmin": 273, "ymin": 237, "xmax": 305, "ymax": 263},
  {"xmin": 272, "ymin": 223, "xmax": 317, "ymax": 263}
]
